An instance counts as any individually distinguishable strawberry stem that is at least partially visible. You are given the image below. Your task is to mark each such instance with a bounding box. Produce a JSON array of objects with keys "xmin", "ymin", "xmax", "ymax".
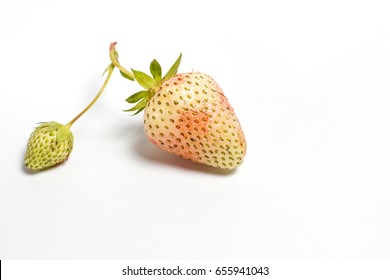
[
  {"xmin": 109, "ymin": 42, "xmax": 135, "ymax": 80},
  {"xmin": 67, "ymin": 42, "xmax": 134, "ymax": 128},
  {"xmin": 67, "ymin": 63, "xmax": 114, "ymax": 128}
]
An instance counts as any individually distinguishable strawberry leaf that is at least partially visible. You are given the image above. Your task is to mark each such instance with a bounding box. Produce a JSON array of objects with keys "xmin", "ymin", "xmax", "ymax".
[
  {"xmin": 125, "ymin": 90, "xmax": 149, "ymax": 103},
  {"xmin": 150, "ymin": 59, "xmax": 162, "ymax": 83},
  {"xmin": 123, "ymin": 97, "xmax": 149, "ymax": 112},
  {"xmin": 133, "ymin": 107, "xmax": 145, "ymax": 115},
  {"xmin": 163, "ymin": 53, "xmax": 182, "ymax": 80},
  {"xmin": 120, "ymin": 69, "xmax": 135, "ymax": 81},
  {"xmin": 131, "ymin": 69, "xmax": 156, "ymax": 90}
]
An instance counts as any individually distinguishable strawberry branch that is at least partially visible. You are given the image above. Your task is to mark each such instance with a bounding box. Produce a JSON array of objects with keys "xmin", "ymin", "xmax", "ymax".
[{"xmin": 66, "ymin": 63, "xmax": 114, "ymax": 128}]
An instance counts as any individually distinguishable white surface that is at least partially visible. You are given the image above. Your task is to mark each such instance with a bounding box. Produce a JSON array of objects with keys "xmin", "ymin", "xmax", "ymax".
[{"xmin": 0, "ymin": 0, "xmax": 389, "ymax": 259}]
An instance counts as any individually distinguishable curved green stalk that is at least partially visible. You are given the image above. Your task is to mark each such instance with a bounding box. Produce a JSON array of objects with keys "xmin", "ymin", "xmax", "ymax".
[
  {"xmin": 67, "ymin": 63, "xmax": 114, "ymax": 128},
  {"xmin": 109, "ymin": 42, "xmax": 135, "ymax": 80}
]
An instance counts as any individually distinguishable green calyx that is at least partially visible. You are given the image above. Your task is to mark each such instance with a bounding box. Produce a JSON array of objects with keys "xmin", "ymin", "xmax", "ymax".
[
  {"xmin": 38, "ymin": 121, "xmax": 74, "ymax": 143},
  {"xmin": 109, "ymin": 43, "xmax": 182, "ymax": 115},
  {"xmin": 125, "ymin": 53, "xmax": 181, "ymax": 115}
]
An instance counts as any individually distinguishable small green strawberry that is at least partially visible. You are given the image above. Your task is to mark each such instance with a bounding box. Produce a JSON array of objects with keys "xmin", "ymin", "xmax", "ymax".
[
  {"xmin": 110, "ymin": 43, "xmax": 246, "ymax": 169},
  {"xmin": 24, "ymin": 55, "xmax": 116, "ymax": 171},
  {"xmin": 24, "ymin": 122, "xmax": 73, "ymax": 170}
]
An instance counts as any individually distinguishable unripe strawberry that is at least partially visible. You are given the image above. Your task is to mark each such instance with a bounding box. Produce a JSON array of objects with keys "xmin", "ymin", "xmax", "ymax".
[
  {"xmin": 24, "ymin": 122, "xmax": 74, "ymax": 171},
  {"xmin": 23, "ymin": 56, "xmax": 116, "ymax": 171}
]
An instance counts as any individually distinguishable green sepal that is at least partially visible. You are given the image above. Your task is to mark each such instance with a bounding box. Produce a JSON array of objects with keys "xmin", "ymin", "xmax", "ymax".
[
  {"xmin": 133, "ymin": 107, "xmax": 145, "ymax": 115},
  {"xmin": 150, "ymin": 59, "xmax": 162, "ymax": 83},
  {"xmin": 163, "ymin": 53, "xmax": 182, "ymax": 80},
  {"xmin": 56, "ymin": 125, "xmax": 74, "ymax": 143},
  {"xmin": 120, "ymin": 69, "xmax": 134, "ymax": 81},
  {"xmin": 102, "ymin": 64, "xmax": 115, "ymax": 76},
  {"xmin": 37, "ymin": 121, "xmax": 61, "ymax": 132},
  {"xmin": 123, "ymin": 97, "xmax": 149, "ymax": 113},
  {"xmin": 36, "ymin": 121, "xmax": 73, "ymax": 143},
  {"xmin": 125, "ymin": 90, "xmax": 149, "ymax": 103},
  {"xmin": 131, "ymin": 69, "xmax": 156, "ymax": 90}
]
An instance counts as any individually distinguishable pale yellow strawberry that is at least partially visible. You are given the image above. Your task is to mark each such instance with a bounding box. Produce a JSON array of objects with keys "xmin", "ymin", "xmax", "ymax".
[
  {"xmin": 144, "ymin": 72, "xmax": 246, "ymax": 169},
  {"xmin": 120, "ymin": 50, "xmax": 247, "ymax": 169}
]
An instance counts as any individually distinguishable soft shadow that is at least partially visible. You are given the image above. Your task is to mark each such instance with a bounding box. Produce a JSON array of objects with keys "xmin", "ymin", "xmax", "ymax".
[
  {"xmin": 21, "ymin": 161, "xmax": 39, "ymax": 175},
  {"xmin": 129, "ymin": 124, "xmax": 236, "ymax": 176}
]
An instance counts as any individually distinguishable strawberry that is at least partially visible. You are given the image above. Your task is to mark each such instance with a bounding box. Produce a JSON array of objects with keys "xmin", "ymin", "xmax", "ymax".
[
  {"xmin": 24, "ymin": 122, "xmax": 73, "ymax": 170},
  {"xmin": 111, "ymin": 43, "xmax": 246, "ymax": 169},
  {"xmin": 24, "ymin": 60, "xmax": 116, "ymax": 171}
]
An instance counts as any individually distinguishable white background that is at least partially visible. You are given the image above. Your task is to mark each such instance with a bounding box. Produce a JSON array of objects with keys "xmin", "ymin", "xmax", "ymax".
[{"xmin": 0, "ymin": 0, "xmax": 389, "ymax": 259}]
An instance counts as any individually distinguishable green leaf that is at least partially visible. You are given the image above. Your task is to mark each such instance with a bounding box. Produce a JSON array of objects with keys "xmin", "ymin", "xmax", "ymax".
[
  {"xmin": 120, "ymin": 69, "xmax": 135, "ymax": 81},
  {"xmin": 102, "ymin": 63, "xmax": 115, "ymax": 76},
  {"xmin": 123, "ymin": 97, "xmax": 149, "ymax": 112},
  {"xmin": 163, "ymin": 53, "xmax": 182, "ymax": 80},
  {"xmin": 131, "ymin": 69, "xmax": 156, "ymax": 90},
  {"xmin": 133, "ymin": 107, "xmax": 145, "ymax": 115},
  {"xmin": 125, "ymin": 90, "xmax": 149, "ymax": 103},
  {"xmin": 150, "ymin": 59, "xmax": 162, "ymax": 83}
]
